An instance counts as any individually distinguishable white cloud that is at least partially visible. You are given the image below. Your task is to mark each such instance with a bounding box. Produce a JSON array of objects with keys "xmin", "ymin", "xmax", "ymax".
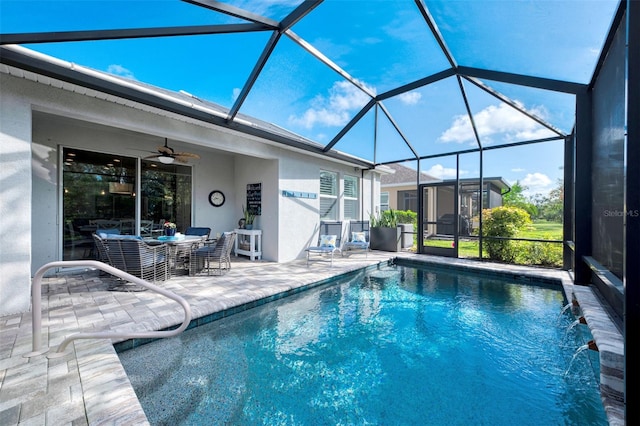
[
  {"xmin": 438, "ymin": 102, "xmax": 555, "ymax": 144},
  {"xmin": 232, "ymin": 87, "xmax": 241, "ymax": 102},
  {"xmin": 424, "ymin": 164, "xmax": 468, "ymax": 179},
  {"xmin": 106, "ymin": 64, "xmax": 135, "ymax": 80},
  {"xmin": 398, "ymin": 91, "xmax": 421, "ymax": 105},
  {"xmin": 521, "ymin": 172, "xmax": 553, "ymax": 196},
  {"xmin": 288, "ymin": 80, "xmax": 374, "ymax": 129}
]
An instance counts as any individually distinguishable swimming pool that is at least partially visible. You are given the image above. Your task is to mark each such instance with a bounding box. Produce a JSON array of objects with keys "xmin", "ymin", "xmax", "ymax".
[{"xmin": 118, "ymin": 262, "xmax": 608, "ymax": 425}]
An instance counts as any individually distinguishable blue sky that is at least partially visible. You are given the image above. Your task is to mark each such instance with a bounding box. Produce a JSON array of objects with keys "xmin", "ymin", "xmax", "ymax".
[{"xmin": 0, "ymin": 0, "xmax": 620, "ymax": 196}]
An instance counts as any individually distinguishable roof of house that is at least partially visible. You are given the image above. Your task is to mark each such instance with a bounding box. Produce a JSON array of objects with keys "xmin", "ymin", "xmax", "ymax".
[
  {"xmin": 380, "ymin": 163, "xmax": 440, "ymax": 186},
  {"xmin": 381, "ymin": 163, "xmax": 510, "ymax": 192}
]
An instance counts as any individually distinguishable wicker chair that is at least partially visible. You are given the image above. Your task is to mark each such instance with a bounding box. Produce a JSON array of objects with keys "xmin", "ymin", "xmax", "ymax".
[
  {"xmin": 190, "ymin": 231, "xmax": 236, "ymax": 276},
  {"xmin": 100, "ymin": 236, "xmax": 169, "ymax": 283},
  {"xmin": 92, "ymin": 233, "xmax": 111, "ymax": 264}
]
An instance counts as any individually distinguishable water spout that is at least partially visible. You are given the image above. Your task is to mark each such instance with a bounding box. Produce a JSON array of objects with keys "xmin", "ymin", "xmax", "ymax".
[
  {"xmin": 564, "ymin": 339, "xmax": 598, "ymax": 377},
  {"xmin": 563, "ymin": 316, "xmax": 588, "ymax": 339},
  {"xmin": 557, "ymin": 299, "xmax": 580, "ymax": 323}
]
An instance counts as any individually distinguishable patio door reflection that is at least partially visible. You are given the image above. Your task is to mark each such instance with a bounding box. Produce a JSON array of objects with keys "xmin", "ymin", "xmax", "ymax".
[
  {"xmin": 141, "ymin": 160, "xmax": 192, "ymax": 236},
  {"xmin": 62, "ymin": 148, "xmax": 136, "ymax": 260}
]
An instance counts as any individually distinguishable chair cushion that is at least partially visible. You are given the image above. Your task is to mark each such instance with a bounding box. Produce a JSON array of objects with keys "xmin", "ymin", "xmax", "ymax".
[
  {"xmin": 351, "ymin": 232, "xmax": 366, "ymax": 243},
  {"xmin": 108, "ymin": 234, "xmax": 143, "ymax": 240},
  {"xmin": 97, "ymin": 228, "xmax": 120, "ymax": 238},
  {"xmin": 320, "ymin": 234, "xmax": 337, "ymax": 248}
]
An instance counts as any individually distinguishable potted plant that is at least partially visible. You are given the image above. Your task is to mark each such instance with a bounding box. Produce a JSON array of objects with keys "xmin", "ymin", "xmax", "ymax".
[
  {"xmin": 369, "ymin": 209, "xmax": 402, "ymax": 252},
  {"xmin": 163, "ymin": 220, "xmax": 177, "ymax": 236},
  {"xmin": 242, "ymin": 205, "xmax": 256, "ymax": 230}
]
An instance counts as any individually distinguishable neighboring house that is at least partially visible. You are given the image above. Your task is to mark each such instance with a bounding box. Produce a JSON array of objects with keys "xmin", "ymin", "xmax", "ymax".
[
  {"xmin": 380, "ymin": 163, "xmax": 510, "ymax": 235},
  {"xmin": 0, "ymin": 46, "xmax": 383, "ymax": 316},
  {"xmin": 379, "ymin": 163, "xmax": 440, "ymax": 212}
]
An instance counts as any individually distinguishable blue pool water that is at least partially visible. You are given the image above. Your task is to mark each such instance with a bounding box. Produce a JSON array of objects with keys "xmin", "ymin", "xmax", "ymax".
[{"xmin": 118, "ymin": 263, "xmax": 608, "ymax": 425}]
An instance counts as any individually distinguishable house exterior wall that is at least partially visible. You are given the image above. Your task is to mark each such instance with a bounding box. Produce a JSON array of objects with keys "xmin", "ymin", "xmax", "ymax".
[
  {"xmin": 382, "ymin": 184, "xmax": 417, "ymax": 211},
  {"xmin": 0, "ymin": 71, "xmax": 380, "ymax": 316},
  {"xmin": 0, "ymin": 74, "xmax": 33, "ymax": 315}
]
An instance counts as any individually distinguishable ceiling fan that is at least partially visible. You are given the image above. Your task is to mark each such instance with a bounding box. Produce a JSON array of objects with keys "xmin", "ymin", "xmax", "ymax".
[{"xmin": 144, "ymin": 138, "xmax": 200, "ymax": 164}]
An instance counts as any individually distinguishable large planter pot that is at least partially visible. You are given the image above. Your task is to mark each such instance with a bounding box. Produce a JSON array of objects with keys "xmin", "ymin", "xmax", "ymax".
[{"xmin": 370, "ymin": 226, "xmax": 402, "ymax": 252}]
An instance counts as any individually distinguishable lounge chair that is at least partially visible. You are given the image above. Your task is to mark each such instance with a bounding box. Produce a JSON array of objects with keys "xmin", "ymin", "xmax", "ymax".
[
  {"xmin": 191, "ymin": 231, "xmax": 236, "ymax": 276},
  {"xmin": 342, "ymin": 220, "xmax": 370, "ymax": 257},
  {"xmin": 306, "ymin": 221, "xmax": 343, "ymax": 266}
]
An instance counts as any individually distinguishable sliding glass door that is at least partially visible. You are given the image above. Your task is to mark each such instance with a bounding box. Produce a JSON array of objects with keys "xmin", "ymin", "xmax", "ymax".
[
  {"xmin": 62, "ymin": 148, "xmax": 192, "ymax": 260},
  {"xmin": 140, "ymin": 160, "xmax": 192, "ymax": 235}
]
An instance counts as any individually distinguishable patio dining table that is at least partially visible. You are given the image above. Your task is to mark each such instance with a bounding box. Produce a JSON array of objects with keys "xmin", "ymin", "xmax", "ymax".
[{"xmin": 144, "ymin": 235, "xmax": 208, "ymax": 277}]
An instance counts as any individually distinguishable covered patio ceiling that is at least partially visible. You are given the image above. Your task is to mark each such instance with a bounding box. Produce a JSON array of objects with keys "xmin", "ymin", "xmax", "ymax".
[{"xmin": 0, "ymin": 0, "xmax": 621, "ymax": 169}]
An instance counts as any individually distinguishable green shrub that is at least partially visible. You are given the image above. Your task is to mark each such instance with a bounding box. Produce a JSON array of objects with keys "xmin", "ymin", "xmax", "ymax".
[
  {"xmin": 482, "ymin": 206, "xmax": 531, "ymax": 263},
  {"xmin": 396, "ymin": 210, "xmax": 417, "ymax": 225},
  {"xmin": 514, "ymin": 240, "xmax": 563, "ymax": 267}
]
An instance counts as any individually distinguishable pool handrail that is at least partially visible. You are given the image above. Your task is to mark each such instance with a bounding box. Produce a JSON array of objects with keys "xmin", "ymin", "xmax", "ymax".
[{"xmin": 27, "ymin": 260, "xmax": 192, "ymax": 358}]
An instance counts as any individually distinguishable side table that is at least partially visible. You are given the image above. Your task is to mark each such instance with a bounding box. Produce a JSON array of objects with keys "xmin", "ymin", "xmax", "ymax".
[{"xmin": 234, "ymin": 228, "xmax": 262, "ymax": 260}]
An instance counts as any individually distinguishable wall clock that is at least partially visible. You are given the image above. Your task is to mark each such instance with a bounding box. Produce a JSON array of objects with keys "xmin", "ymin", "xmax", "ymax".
[{"xmin": 208, "ymin": 190, "xmax": 225, "ymax": 207}]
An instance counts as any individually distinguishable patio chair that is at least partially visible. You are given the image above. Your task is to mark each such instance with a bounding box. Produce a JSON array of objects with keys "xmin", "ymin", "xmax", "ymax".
[
  {"xmin": 92, "ymin": 233, "xmax": 111, "ymax": 264},
  {"xmin": 306, "ymin": 221, "xmax": 343, "ymax": 266},
  {"xmin": 342, "ymin": 220, "xmax": 370, "ymax": 257},
  {"xmin": 191, "ymin": 231, "xmax": 236, "ymax": 276},
  {"xmin": 140, "ymin": 220, "xmax": 154, "ymax": 237},
  {"xmin": 173, "ymin": 227, "xmax": 212, "ymax": 271},
  {"xmin": 101, "ymin": 235, "xmax": 169, "ymax": 282},
  {"xmin": 185, "ymin": 226, "xmax": 212, "ymax": 239}
]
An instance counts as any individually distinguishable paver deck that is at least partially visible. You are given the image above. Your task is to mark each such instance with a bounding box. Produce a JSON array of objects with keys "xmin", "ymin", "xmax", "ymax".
[{"xmin": 0, "ymin": 252, "xmax": 624, "ymax": 425}]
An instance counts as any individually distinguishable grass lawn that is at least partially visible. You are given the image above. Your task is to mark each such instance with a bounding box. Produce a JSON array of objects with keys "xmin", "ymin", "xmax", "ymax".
[
  {"xmin": 520, "ymin": 220, "xmax": 563, "ymax": 240},
  {"xmin": 420, "ymin": 220, "xmax": 564, "ymax": 263}
]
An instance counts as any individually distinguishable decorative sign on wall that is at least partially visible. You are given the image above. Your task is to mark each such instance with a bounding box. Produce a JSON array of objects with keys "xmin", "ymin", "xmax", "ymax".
[
  {"xmin": 282, "ymin": 190, "xmax": 317, "ymax": 199},
  {"xmin": 247, "ymin": 183, "xmax": 262, "ymax": 215}
]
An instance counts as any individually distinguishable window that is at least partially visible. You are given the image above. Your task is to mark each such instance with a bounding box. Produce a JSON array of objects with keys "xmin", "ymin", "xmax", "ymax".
[
  {"xmin": 380, "ymin": 192, "xmax": 390, "ymax": 211},
  {"xmin": 344, "ymin": 175, "xmax": 359, "ymax": 220},
  {"xmin": 319, "ymin": 170, "xmax": 338, "ymax": 220},
  {"xmin": 399, "ymin": 190, "xmax": 417, "ymax": 212}
]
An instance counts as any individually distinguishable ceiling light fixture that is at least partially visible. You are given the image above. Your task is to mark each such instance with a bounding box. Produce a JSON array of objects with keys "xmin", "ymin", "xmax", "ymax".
[{"xmin": 158, "ymin": 155, "xmax": 175, "ymax": 164}]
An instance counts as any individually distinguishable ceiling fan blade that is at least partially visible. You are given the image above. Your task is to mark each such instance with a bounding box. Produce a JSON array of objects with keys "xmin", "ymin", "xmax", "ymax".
[
  {"xmin": 144, "ymin": 154, "xmax": 162, "ymax": 159},
  {"xmin": 157, "ymin": 145, "xmax": 174, "ymax": 155},
  {"xmin": 174, "ymin": 156, "xmax": 190, "ymax": 163},
  {"xmin": 174, "ymin": 152, "xmax": 200, "ymax": 159}
]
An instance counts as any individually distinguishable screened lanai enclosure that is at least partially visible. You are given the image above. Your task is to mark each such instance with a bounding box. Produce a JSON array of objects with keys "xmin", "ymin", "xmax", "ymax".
[{"xmin": 1, "ymin": 0, "xmax": 637, "ymax": 410}]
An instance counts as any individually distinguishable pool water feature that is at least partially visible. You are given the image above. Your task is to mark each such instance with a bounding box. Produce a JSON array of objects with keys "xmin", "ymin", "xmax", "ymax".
[{"xmin": 118, "ymin": 263, "xmax": 608, "ymax": 425}]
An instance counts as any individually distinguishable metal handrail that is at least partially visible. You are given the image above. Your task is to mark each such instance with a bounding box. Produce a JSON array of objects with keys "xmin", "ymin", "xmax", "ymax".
[{"xmin": 27, "ymin": 260, "xmax": 192, "ymax": 358}]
